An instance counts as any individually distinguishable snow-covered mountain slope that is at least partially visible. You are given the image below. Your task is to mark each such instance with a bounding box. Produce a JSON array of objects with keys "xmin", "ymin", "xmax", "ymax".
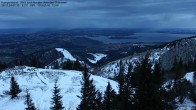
[
  {"xmin": 56, "ymin": 48, "xmax": 76, "ymax": 61},
  {"xmin": 87, "ymin": 53, "xmax": 107, "ymax": 64},
  {"xmin": 94, "ymin": 36, "xmax": 196, "ymax": 78},
  {"xmin": 50, "ymin": 48, "xmax": 80, "ymax": 68},
  {"xmin": 0, "ymin": 66, "xmax": 118, "ymax": 110},
  {"xmin": 94, "ymin": 46, "xmax": 170, "ymax": 78}
]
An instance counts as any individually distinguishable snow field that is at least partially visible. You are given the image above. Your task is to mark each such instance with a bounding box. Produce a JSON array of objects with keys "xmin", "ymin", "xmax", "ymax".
[{"xmin": 0, "ymin": 66, "xmax": 118, "ymax": 110}]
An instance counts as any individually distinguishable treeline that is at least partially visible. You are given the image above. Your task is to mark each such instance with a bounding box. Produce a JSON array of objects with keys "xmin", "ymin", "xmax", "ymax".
[
  {"xmin": 53, "ymin": 59, "xmax": 84, "ymax": 71},
  {"xmin": 0, "ymin": 57, "xmax": 42, "ymax": 72},
  {"xmin": 14, "ymin": 57, "xmax": 84, "ymax": 71},
  {"xmin": 14, "ymin": 57, "xmax": 42, "ymax": 68},
  {"xmin": 0, "ymin": 61, "xmax": 7, "ymax": 72}
]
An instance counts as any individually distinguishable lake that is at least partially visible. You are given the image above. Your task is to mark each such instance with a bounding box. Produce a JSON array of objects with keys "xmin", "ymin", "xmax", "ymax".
[{"xmin": 87, "ymin": 32, "xmax": 196, "ymax": 44}]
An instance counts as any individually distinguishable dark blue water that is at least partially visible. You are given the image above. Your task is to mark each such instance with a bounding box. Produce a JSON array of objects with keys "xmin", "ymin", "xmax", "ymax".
[{"xmin": 87, "ymin": 32, "xmax": 195, "ymax": 44}]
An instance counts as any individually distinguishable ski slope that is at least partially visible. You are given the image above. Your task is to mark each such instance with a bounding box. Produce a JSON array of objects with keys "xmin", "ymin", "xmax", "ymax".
[
  {"xmin": 56, "ymin": 48, "xmax": 76, "ymax": 61},
  {"xmin": 0, "ymin": 66, "xmax": 118, "ymax": 110}
]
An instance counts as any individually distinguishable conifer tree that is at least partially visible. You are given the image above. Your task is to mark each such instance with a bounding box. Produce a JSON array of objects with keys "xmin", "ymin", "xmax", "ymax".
[
  {"xmin": 176, "ymin": 58, "xmax": 185, "ymax": 79},
  {"xmin": 31, "ymin": 57, "xmax": 38, "ymax": 67},
  {"xmin": 135, "ymin": 57, "xmax": 167, "ymax": 110},
  {"xmin": 151, "ymin": 62, "xmax": 166, "ymax": 109},
  {"xmin": 115, "ymin": 61, "xmax": 126, "ymax": 109},
  {"xmin": 116, "ymin": 61, "xmax": 125, "ymax": 95},
  {"xmin": 50, "ymin": 81, "xmax": 64, "ymax": 110},
  {"xmin": 66, "ymin": 59, "xmax": 73, "ymax": 70},
  {"xmin": 172, "ymin": 58, "xmax": 185, "ymax": 79},
  {"xmin": 153, "ymin": 62, "xmax": 164, "ymax": 89},
  {"xmin": 53, "ymin": 62, "xmax": 59, "ymax": 69},
  {"xmin": 73, "ymin": 60, "xmax": 82, "ymax": 71},
  {"xmin": 103, "ymin": 82, "xmax": 116, "ymax": 110},
  {"xmin": 31, "ymin": 57, "xmax": 41, "ymax": 68},
  {"xmin": 124, "ymin": 64, "xmax": 136, "ymax": 109},
  {"xmin": 95, "ymin": 91, "xmax": 103, "ymax": 110},
  {"xmin": 10, "ymin": 76, "xmax": 21, "ymax": 99},
  {"xmin": 24, "ymin": 90, "xmax": 36, "ymax": 110},
  {"xmin": 62, "ymin": 62, "xmax": 66, "ymax": 70},
  {"xmin": 0, "ymin": 61, "xmax": 7, "ymax": 72},
  {"xmin": 135, "ymin": 56, "xmax": 154, "ymax": 110},
  {"xmin": 77, "ymin": 66, "xmax": 98, "ymax": 110}
]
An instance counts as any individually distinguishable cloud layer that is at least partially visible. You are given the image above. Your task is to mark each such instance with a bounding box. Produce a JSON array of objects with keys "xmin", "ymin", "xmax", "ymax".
[{"xmin": 1, "ymin": 0, "xmax": 196, "ymax": 29}]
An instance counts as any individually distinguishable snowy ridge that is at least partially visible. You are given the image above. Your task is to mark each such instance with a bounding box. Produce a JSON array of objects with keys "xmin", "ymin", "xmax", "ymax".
[
  {"xmin": 0, "ymin": 66, "xmax": 118, "ymax": 110},
  {"xmin": 96, "ymin": 37, "xmax": 196, "ymax": 78},
  {"xmin": 97, "ymin": 46, "xmax": 170, "ymax": 78},
  {"xmin": 56, "ymin": 48, "xmax": 76, "ymax": 61},
  {"xmin": 87, "ymin": 53, "xmax": 107, "ymax": 64}
]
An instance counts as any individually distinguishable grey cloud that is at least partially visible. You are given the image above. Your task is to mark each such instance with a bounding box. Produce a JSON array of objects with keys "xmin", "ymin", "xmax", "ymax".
[{"xmin": 0, "ymin": 0, "xmax": 196, "ymax": 28}]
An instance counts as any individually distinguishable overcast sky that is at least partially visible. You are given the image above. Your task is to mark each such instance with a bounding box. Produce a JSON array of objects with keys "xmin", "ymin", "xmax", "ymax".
[{"xmin": 0, "ymin": 0, "xmax": 196, "ymax": 29}]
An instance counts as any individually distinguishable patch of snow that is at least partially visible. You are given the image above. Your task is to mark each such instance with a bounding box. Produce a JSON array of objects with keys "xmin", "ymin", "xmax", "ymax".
[
  {"xmin": 149, "ymin": 47, "xmax": 169, "ymax": 65},
  {"xmin": 88, "ymin": 53, "xmax": 107, "ymax": 64},
  {"xmin": 0, "ymin": 66, "xmax": 118, "ymax": 110},
  {"xmin": 162, "ymin": 80, "xmax": 175, "ymax": 92},
  {"xmin": 56, "ymin": 48, "xmax": 76, "ymax": 61},
  {"xmin": 149, "ymin": 52, "xmax": 161, "ymax": 62},
  {"xmin": 184, "ymin": 72, "xmax": 194, "ymax": 83},
  {"xmin": 192, "ymin": 38, "xmax": 196, "ymax": 40},
  {"xmin": 176, "ymin": 98, "xmax": 196, "ymax": 110}
]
